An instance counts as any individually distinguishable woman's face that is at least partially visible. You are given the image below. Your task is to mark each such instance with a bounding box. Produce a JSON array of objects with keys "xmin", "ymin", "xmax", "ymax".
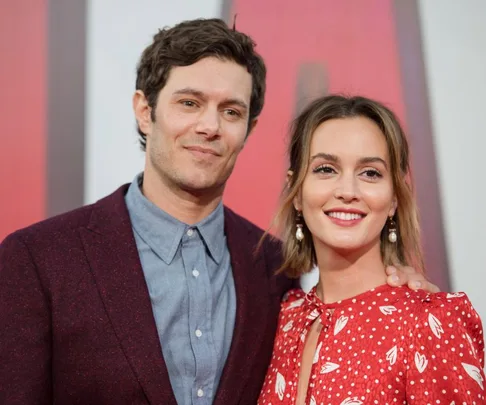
[{"xmin": 295, "ymin": 116, "xmax": 397, "ymax": 256}]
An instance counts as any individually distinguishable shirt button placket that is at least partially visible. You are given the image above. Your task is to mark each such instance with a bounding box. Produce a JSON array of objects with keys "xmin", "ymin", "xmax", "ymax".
[{"xmin": 186, "ymin": 229, "xmax": 211, "ymax": 403}]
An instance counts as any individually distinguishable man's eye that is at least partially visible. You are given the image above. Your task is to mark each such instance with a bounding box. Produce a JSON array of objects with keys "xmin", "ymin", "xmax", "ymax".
[
  {"xmin": 224, "ymin": 109, "xmax": 240, "ymax": 117},
  {"xmin": 181, "ymin": 100, "xmax": 197, "ymax": 107}
]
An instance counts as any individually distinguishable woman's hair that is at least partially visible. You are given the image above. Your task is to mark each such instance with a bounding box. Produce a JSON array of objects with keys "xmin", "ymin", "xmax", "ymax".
[{"xmin": 274, "ymin": 94, "xmax": 424, "ymax": 278}]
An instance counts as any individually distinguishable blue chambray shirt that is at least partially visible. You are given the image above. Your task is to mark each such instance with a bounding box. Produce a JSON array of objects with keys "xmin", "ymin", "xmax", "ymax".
[{"xmin": 125, "ymin": 174, "xmax": 236, "ymax": 404}]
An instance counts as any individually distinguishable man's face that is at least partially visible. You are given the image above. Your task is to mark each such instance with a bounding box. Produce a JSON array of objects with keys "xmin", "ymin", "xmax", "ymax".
[{"xmin": 135, "ymin": 57, "xmax": 255, "ymax": 196}]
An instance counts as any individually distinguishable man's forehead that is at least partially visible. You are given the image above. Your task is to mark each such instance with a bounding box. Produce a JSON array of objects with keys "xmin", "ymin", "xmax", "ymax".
[{"xmin": 163, "ymin": 58, "xmax": 252, "ymax": 100}]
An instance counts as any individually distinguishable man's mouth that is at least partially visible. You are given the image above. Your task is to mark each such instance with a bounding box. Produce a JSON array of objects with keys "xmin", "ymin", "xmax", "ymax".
[{"xmin": 184, "ymin": 145, "xmax": 221, "ymax": 156}]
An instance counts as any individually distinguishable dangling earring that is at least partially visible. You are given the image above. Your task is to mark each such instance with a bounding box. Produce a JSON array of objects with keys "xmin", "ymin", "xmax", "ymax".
[
  {"xmin": 295, "ymin": 211, "xmax": 304, "ymax": 242},
  {"xmin": 388, "ymin": 216, "xmax": 397, "ymax": 243}
]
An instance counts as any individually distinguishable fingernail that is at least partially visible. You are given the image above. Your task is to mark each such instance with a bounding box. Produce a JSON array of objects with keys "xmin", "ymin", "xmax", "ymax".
[
  {"xmin": 412, "ymin": 281, "xmax": 422, "ymax": 289},
  {"xmin": 388, "ymin": 266, "xmax": 397, "ymax": 274},
  {"xmin": 390, "ymin": 275, "xmax": 399, "ymax": 284}
]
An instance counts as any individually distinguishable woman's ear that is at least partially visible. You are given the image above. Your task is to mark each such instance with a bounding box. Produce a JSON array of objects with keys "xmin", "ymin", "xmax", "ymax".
[
  {"xmin": 286, "ymin": 170, "xmax": 293, "ymax": 189},
  {"xmin": 389, "ymin": 195, "xmax": 398, "ymax": 217},
  {"xmin": 288, "ymin": 170, "xmax": 303, "ymax": 211}
]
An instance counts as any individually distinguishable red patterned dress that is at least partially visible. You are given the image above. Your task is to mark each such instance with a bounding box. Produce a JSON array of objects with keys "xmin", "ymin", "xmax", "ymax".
[{"xmin": 258, "ymin": 284, "xmax": 485, "ymax": 405}]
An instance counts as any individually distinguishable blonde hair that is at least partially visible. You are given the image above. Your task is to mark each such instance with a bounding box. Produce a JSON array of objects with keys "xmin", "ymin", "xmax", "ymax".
[{"xmin": 274, "ymin": 95, "xmax": 424, "ymax": 278}]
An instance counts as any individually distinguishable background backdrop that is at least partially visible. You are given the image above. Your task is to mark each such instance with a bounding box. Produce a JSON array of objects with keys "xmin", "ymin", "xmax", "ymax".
[{"xmin": 2, "ymin": 0, "xmax": 485, "ymax": 319}]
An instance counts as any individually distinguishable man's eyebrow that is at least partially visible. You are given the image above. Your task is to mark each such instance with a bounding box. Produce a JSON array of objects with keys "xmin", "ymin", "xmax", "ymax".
[
  {"xmin": 173, "ymin": 88, "xmax": 248, "ymax": 111},
  {"xmin": 172, "ymin": 87, "xmax": 205, "ymax": 98},
  {"xmin": 221, "ymin": 98, "xmax": 248, "ymax": 111}
]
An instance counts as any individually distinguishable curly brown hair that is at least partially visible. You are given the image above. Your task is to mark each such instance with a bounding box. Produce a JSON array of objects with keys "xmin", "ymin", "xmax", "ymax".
[{"xmin": 135, "ymin": 18, "xmax": 266, "ymax": 150}]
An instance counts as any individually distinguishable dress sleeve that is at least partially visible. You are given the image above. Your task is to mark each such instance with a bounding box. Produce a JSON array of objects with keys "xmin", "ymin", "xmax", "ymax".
[{"xmin": 405, "ymin": 292, "xmax": 485, "ymax": 404}]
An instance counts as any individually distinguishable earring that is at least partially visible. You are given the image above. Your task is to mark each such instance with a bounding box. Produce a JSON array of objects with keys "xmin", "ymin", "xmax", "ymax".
[
  {"xmin": 388, "ymin": 216, "xmax": 397, "ymax": 243},
  {"xmin": 295, "ymin": 211, "xmax": 304, "ymax": 242}
]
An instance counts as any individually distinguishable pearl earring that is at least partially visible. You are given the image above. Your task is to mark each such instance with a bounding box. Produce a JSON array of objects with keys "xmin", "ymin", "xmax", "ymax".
[
  {"xmin": 295, "ymin": 211, "xmax": 304, "ymax": 242},
  {"xmin": 388, "ymin": 216, "xmax": 397, "ymax": 243}
]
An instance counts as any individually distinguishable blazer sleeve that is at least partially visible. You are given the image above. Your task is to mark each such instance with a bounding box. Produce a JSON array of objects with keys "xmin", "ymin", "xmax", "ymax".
[
  {"xmin": 405, "ymin": 292, "xmax": 485, "ymax": 404},
  {"xmin": 0, "ymin": 234, "xmax": 52, "ymax": 404}
]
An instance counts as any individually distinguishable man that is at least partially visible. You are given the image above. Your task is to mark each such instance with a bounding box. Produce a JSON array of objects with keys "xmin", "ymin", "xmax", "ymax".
[{"xmin": 0, "ymin": 18, "xmax": 436, "ymax": 404}]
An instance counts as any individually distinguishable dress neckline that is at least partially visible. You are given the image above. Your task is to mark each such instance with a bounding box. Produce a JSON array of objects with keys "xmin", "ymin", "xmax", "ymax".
[{"xmin": 305, "ymin": 283, "xmax": 405, "ymax": 311}]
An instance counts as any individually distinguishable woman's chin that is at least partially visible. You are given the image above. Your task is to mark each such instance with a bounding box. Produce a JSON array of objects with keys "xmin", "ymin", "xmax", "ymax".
[{"xmin": 318, "ymin": 237, "xmax": 377, "ymax": 257}]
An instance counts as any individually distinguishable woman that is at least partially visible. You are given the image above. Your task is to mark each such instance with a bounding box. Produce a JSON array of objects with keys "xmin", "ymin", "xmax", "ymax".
[{"xmin": 258, "ymin": 95, "xmax": 485, "ymax": 404}]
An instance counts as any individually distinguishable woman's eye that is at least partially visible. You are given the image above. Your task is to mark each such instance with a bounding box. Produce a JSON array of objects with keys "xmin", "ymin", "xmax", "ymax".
[
  {"xmin": 362, "ymin": 169, "xmax": 382, "ymax": 178},
  {"xmin": 313, "ymin": 165, "xmax": 336, "ymax": 174}
]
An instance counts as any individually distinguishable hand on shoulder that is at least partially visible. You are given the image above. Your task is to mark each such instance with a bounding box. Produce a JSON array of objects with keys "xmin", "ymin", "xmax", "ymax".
[{"xmin": 386, "ymin": 264, "xmax": 440, "ymax": 293}]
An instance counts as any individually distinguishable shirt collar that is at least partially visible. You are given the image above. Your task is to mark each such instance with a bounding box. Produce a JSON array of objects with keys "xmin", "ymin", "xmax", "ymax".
[
  {"xmin": 197, "ymin": 201, "xmax": 225, "ymax": 264},
  {"xmin": 125, "ymin": 173, "xmax": 225, "ymax": 264}
]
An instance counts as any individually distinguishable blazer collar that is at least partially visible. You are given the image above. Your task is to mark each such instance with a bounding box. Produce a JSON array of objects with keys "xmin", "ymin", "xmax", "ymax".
[
  {"xmin": 80, "ymin": 185, "xmax": 177, "ymax": 405},
  {"xmin": 214, "ymin": 207, "xmax": 272, "ymax": 404}
]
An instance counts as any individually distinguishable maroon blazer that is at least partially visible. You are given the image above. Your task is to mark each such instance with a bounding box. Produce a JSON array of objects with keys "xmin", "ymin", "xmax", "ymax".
[{"xmin": 0, "ymin": 185, "xmax": 294, "ymax": 405}]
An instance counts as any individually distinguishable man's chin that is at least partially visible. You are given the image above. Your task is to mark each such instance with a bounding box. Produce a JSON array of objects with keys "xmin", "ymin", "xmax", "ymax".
[{"xmin": 178, "ymin": 178, "xmax": 225, "ymax": 196}]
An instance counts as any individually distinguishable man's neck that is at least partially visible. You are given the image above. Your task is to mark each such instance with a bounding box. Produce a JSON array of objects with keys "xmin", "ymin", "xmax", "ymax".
[
  {"xmin": 141, "ymin": 172, "xmax": 224, "ymax": 225},
  {"xmin": 314, "ymin": 242, "xmax": 387, "ymax": 304}
]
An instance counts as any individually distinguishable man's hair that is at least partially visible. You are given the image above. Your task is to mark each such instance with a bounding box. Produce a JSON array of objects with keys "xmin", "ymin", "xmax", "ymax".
[{"xmin": 135, "ymin": 18, "xmax": 267, "ymax": 150}]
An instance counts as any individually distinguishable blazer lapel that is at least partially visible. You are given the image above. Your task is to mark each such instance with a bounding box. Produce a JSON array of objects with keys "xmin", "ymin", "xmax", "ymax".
[
  {"xmin": 214, "ymin": 208, "xmax": 272, "ymax": 404},
  {"xmin": 79, "ymin": 186, "xmax": 177, "ymax": 405}
]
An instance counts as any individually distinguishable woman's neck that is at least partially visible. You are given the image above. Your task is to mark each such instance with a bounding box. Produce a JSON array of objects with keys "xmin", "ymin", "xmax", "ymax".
[{"xmin": 314, "ymin": 241, "xmax": 387, "ymax": 304}]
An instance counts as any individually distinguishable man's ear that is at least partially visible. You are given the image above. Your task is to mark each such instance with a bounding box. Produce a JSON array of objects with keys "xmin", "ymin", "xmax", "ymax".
[
  {"xmin": 288, "ymin": 170, "xmax": 303, "ymax": 211},
  {"xmin": 133, "ymin": 90, "xmax": 152, "ymax": 136}
]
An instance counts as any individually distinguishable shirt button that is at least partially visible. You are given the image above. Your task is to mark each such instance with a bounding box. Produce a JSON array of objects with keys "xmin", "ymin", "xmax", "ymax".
[
  {"xmin": 195, "ymin": 329, "xmax": 202, "ymax": 338},
  {"xmin": 186, "ymin": 228, "xmax": 194, "ymax": 237},
  {"xmin": 192, "ymin": 269, "xmax": 200, "ymax": 278},
  {"xmin": 197, "ymin": 389, "xmax": 204, "ymax": 397}
]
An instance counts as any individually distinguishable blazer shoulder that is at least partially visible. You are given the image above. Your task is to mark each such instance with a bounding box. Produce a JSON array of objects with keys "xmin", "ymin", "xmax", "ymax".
[
  {"xmin": 223, "ymin": 205, "xmax": 282, "ymax": 247},
  {"xmin": 2, "ymin": 184, "xmax": 130, "ymax": 246},
  {"xmin": 4, "ymin": 203, "xmax": 94, "ymax": 245},
  {"xmin": 223, "ymin": 206, "xmax": 293, "ymax": 292},
  {"xmin": 223, "ymin": 206, "xmax": 284, "ymax": 264},
  {"xmin": 224, "ymin": 206, "xmax": 264, "ymax": 233}
]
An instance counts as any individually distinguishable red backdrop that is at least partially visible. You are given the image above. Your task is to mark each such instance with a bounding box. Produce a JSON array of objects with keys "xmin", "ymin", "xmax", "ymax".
[
  {"xmin": 0, "ymin": 1, "xmax": 47, "ymax": 241},
  {"xmin": 224, "ymin": 0, "xmax": 406, "ymax": 232}
]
